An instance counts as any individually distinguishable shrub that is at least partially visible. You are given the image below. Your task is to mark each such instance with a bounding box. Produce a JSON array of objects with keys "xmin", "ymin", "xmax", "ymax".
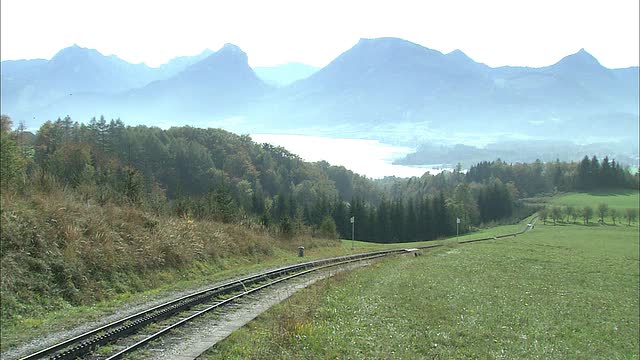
[{"xmin": 317, "ymin": 216, "xmax": 338, "ymax": 239}]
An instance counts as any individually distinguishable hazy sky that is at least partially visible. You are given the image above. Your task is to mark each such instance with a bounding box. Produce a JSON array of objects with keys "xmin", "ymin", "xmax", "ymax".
[{"xmin": 1, "ymin": 0, "xmax": 638, "ymax": 68}]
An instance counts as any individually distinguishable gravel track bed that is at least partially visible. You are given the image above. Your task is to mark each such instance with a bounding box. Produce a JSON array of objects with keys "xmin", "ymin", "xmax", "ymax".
[{"xmin": 137, "ymin": 262, "xmax": 370, "ymax": 360}]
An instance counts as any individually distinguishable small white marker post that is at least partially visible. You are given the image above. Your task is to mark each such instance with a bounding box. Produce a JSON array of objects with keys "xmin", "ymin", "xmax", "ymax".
[
  {"xmin": 350, "ymin": 216, "xmax": 355, "ymax": 250},
  {"xmin": 456, "ymin": 217, "xmax": 461, "ymax": 240}
]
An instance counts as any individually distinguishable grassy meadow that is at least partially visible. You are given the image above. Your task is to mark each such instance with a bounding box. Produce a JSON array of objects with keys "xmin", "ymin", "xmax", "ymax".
[
  {"xmin": 550, "ymin": 189, "xmax": 639, "ymax": 211},
  {"xmin": 207, "ymin": 218, "xmax": 639, "ymax": 358}
]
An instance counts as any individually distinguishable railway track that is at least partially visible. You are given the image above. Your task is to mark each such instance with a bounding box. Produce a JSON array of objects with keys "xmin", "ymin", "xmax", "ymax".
[{"xmin": 19, "ymin": 218, "xmax": 536, "ymax": 360}]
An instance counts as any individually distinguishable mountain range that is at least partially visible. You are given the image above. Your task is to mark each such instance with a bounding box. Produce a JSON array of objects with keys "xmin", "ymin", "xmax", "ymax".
[{"xmin": 1, "ymin": 38, "xmax": 638, "ymax": 145}]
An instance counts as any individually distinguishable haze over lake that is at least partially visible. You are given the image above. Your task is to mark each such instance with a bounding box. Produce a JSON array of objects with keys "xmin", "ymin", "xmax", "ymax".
[{"xmin": 250, "ymin": 134, "xmax": 446, "ymax": 178}]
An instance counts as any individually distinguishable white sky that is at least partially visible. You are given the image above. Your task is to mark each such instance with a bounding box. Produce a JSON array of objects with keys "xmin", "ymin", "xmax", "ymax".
[{"xmin": 1, "ymin": 0, "xmax": 638, "ymax": 68}]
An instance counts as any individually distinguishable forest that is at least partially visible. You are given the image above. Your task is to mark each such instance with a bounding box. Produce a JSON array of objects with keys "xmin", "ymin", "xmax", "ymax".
[{"xmin": 2, "ymin": 115, "xmax": 638, "ymax": 244}]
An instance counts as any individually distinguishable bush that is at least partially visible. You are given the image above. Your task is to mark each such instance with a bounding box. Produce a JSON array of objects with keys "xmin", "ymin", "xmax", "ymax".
[
  {"xmin": 317, "ymin": 216, "xmax": 338, "ymax": 239},
  {"xmin": 279, "ymin": 216, "xmax": 293, "ymax": 239}
]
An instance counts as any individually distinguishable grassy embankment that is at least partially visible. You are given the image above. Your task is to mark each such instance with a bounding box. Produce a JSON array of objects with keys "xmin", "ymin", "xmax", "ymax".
[{"xmin": 207, "ymin": 190, "xmax": 639, "ymax": 358}]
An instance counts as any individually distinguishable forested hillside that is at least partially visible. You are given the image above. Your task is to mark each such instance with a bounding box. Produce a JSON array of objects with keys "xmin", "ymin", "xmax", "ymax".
[{"xmin": 2, "ymin": 115, "xmax": 637, "ymax": 241}]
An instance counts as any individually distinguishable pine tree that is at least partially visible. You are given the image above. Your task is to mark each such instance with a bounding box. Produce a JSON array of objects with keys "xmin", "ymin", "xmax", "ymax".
[
  {"xmin": 405, "ymin": 198, "xmax": 418, "ymax": 241},
  {"xmin": 332, "ymin": 200, "xmax": 349, "ymax": 239}
]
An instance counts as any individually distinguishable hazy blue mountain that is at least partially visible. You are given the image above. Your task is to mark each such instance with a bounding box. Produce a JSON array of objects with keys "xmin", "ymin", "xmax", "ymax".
[
  {"xmin": 255, "ymin": 38, "xmax": 494, "ymax": 125},
  {"xmin": 1, "ymin": 58, "xmax": 48, "ymax": 75},
  {"xmin": 154, "ymin": 49, "xmax": 215, "ymax": 80},
  {"xmin": 32, "ymin": 44, "xmax": 270, "ymax": 123},
  {"xmin": 1, "ymin": 59, "xmax": 47, "ymax": 119},
  {"xmin": 254, "ymin": 38, "xmax": 638, "ymax": 141},
  {"xmin": 253, "ymin": 62, "xmax": 319, "ymax": 87},
  {"xmin": 1, "ymin": 38, "xmax": 637, "ymax": 145},
  {"xmin": 1, "ymin": 46, "xmax": 221, "ymax": 123},
  {"xmin": 491, "ymin": 49, "xmax": 632, "ymax": 110},
  {"xmin": 1, "ymin": 45, "xmax": 157, "ymax": 120},
  {"xmin": 121, "ymin": 44, "xmax": 269, "ymax": 120}
]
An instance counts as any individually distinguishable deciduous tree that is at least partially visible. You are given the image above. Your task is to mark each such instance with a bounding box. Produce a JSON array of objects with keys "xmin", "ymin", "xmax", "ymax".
[
  {"xmin": 624, "ymin": 208, "xmax": 637, "ymax": 226},
  {"xmin": 551, "ymin": 206, "xmax": 563, "ymax": 225},
  {"xmin": 609, "ymin": 208, "xmax": 618, "ymax": 225},
  {"xmin": 597, "ymin": 203, "xmax": 609, "ymax": 224},
  {"xmin": 565, "ymin": 205, "xmax": 576, "ymax": 224},
  {"xmin": 582, "ymin": 206, "xmax": 594, "ymax": 225}
]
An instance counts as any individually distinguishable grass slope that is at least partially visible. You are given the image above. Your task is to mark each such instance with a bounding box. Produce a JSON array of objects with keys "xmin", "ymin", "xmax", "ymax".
[
  {"xmin": 207, "ymin": 223, "xmax": 639, "ymax": 359},
  {"xmin": 551, "ymin": 189, "xmax": 639, "ymax": 210}
]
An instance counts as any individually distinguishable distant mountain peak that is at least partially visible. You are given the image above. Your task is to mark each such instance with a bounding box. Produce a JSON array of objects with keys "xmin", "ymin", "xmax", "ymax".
[
  {"xmin": 223, "ymin": 43, "xmax": 240, "ymax": 49},
  {"xmin": 340, "ymin": 37, "xmax": 442, "ymax": 65},
  {"xmin": 220, "ymin": 43, "xmax": 243, "ymax": 54},
  {"xmin": 51, "ymin": 44, "xmax": 101, "ymax": 62},
  {"xmin": 175, "ymin": 43, "xmax": 256, "ymax": 83},
  {"xmin": 356, "ymin": 37, "xmax": 422, "ymax": 48},
  {"xmin": 554, "ymin": 47, "xmax": 603, "ymax": 69},
  {"xmin": 214, "ymin": 43, "xmax": 248, "ymax": 62},
  {"xmin": 447, "ymin": 49, "xmax": 472, "ymax": 61},
  {"xmin": 573, "ymin": 48, "xmax": 595, "ymax": 58},
  {"xmin": 358, "ymin": 37, "xmax": 407, "ymax": 43}
]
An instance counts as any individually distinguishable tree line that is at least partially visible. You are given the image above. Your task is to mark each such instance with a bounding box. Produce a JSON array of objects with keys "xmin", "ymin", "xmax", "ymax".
[
  {"xmin": 539, "ymin": 204, "xmax": 638, "ymax": 226},
  {"xmin": 466, "ymin": 158, "xmax": 637, "ymax": 197}
]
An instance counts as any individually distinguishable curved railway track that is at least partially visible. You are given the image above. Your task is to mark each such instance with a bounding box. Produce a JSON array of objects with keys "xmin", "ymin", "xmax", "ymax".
[{"xmin": 20, "ymin": 218, "xmax": 536, "ymax": 360}]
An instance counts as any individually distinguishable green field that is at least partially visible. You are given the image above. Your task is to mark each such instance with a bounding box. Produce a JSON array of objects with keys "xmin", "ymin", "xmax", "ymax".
[
  {"xmin": 550, "ymin": 189, "xmax": 639, "ymax": 210},
  {"xmin": 207, "ymin": 223, "xmax": 639, "ymax": 359}
]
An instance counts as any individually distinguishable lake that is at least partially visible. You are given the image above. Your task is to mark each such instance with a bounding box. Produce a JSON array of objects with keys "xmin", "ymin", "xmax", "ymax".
[{"xmin": 250, "ymin": 134, "xmax": 448, "ymax": 179}]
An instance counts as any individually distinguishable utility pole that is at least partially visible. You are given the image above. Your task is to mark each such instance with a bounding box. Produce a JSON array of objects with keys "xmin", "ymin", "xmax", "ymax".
[{"xmin": 351, "ymin": 216, "xmax": 355, "ymax": 250}]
